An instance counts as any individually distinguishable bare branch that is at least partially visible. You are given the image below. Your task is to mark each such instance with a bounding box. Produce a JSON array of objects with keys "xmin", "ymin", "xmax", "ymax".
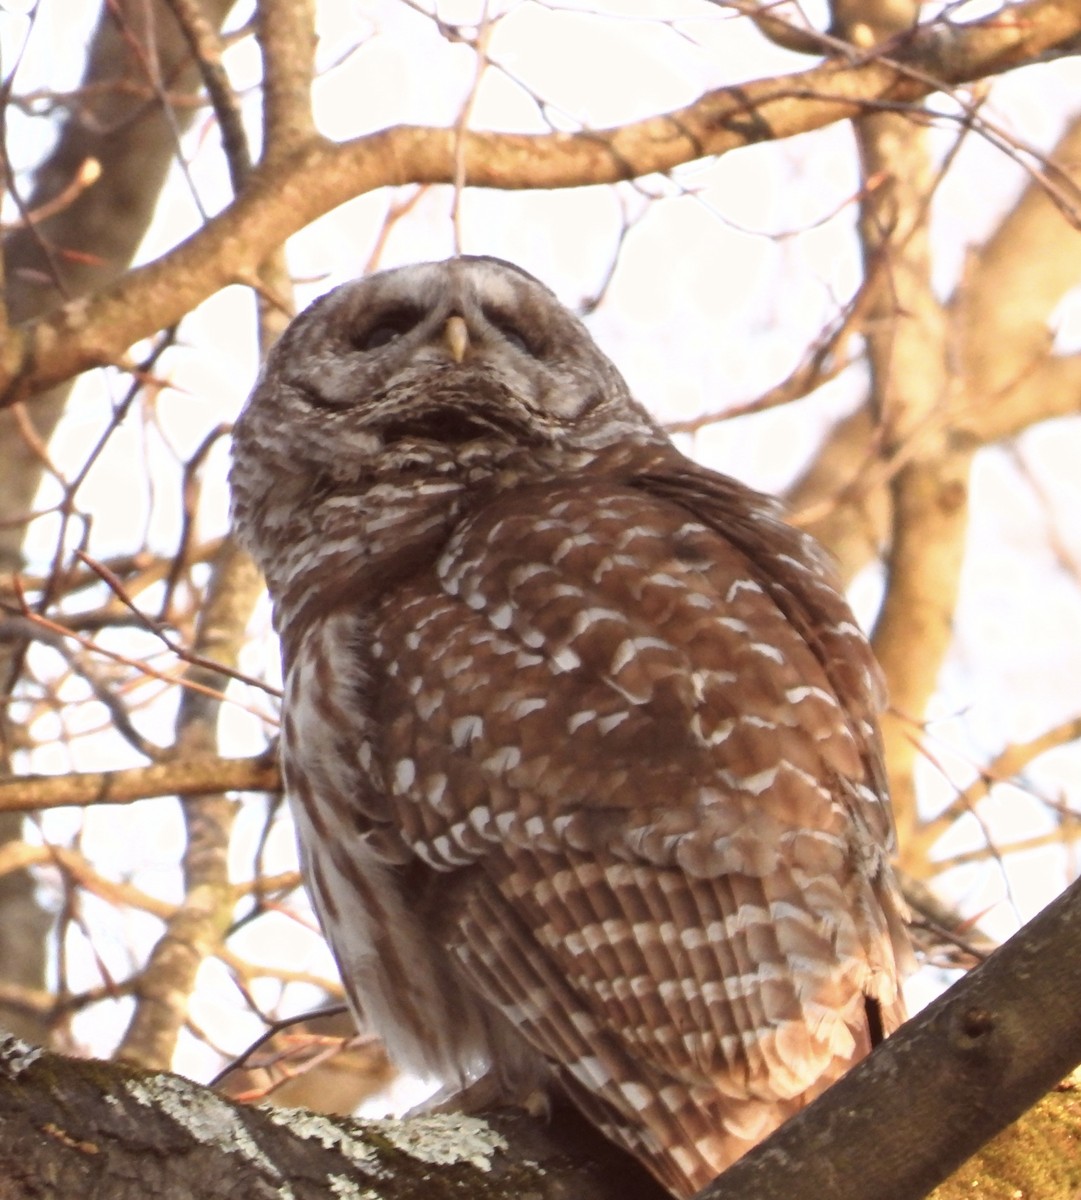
[
  {"xmin": 0, "ymin": 1035, "xmax": 660, "ymax": 1200},
  {"xmin": 908, "ymin": 714, "xmax": 1081, "ymax": 863},
  {"xmin": 959, "ymin": 111, "xmax": 1081, "ymax": 401},
  {"xmin": 255, "ymin": 0, "xmax": 318, "ymax": 164},
  {"xmin": 4, "ymin": 0, "xmax": 1079, "ymax": 406},
  {"xmin": 0, "ymin": 755, "xmax": 279, "ymax": 815},
  {"xmin": 163, "ymin": 0, "xmax": 253, "ymax": 187},
  {"xmin": 115, "ymin": 540, "xmax": 267, "ymax": 1069}
]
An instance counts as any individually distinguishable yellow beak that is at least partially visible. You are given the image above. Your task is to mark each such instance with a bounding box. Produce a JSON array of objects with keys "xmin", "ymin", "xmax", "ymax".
[{"xmin": 444, "ymin": 315, "xmax": 469, "ymax": 364}]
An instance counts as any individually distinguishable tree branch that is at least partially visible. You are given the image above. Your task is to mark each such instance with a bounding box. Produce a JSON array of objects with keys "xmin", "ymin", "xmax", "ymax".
[
  {"xmin": 3, "ymin": 0, "xmax": 1079, "ymax": 406},
  {"xmin": 958, "ymin": 112, "xmax": 1081, "ymax": 406},
  {"xmin": 255, "ymin": 0, "xmax": 318, "ymax": 163},
  {"xmin": 115, "ymin": 540, "xmax": 265, "ymax": 1069},
  {"xmin": 840, "ymin": 0, "xmax": 960, "ymax": 856},
  {"xmin": 0, "ymin": 1036, "xmax": 660, "ymax": 1200},
  {"xmin": 907, "ymin": 714, "xmax": 1081, "ymax": 864},
  {"xmin": 0, "ymin": 755, "xmax": 279, "ymax": 814}
]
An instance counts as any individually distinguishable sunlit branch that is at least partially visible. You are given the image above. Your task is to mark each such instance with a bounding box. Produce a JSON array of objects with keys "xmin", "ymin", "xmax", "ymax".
[
  {"xmin": 910, "ymin": 716, "xmax": 1081, "ymax": 861},
  {"xmin": 255, "ymin": 0, "xmax": 318, "ymax": 164},
  {"xmin": 0, "ymin": 158, "xmax": 103, "ymax": 233},
  {"xmin": 0, "ymin": 843, "xmax": 176, "ymax": 919},
  {"xmin": 4, "ymin": 0, "xmax": 1079, "ymax": 406},
  {"xmin": 163, "ymin": 0, "xmax": 253, "ymax": 188},
  {"xmin": 931, "ymin": 826, "xmax": 1081, "ymax": 873},
  {"xmin": 6, "ymin": 602, "xmax": 282, "ymax": 709},
  {"xmin": 0, "ymin": 755, "xmax": 280, "ymax": 814}
]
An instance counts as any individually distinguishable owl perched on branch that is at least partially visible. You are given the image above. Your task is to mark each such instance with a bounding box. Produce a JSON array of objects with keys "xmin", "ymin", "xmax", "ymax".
[{"xmin": 230, "ymin": 256, "xmax": 909, "ymax": 1197}]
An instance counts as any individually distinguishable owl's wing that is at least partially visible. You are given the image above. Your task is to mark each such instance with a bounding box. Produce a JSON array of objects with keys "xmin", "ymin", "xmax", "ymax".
[
  {"xmin": 633, "ymin": 458, "xmax": 895, "ymax": 841},
  {"xmin": 371, "ymin": 467, "xmax": 909, "ymax": 1194}
]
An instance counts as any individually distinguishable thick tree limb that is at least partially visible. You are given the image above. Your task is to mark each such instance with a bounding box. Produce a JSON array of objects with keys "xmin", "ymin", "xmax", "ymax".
[
  {"xmin": 784, "ymin": 110, "xmax": 1081, "ymax": 585},
  {"xmin": 256, "ymin": 0, "xmax": 319, "ymax": 163},
  {"xmin": 3, "ymin": 0, "xmax": 1079, "ymax": 406},
  {"xmin": 842, "ymin": 0, "xmax": 959, "ymax": 855},
  {"xmin": 959, "ymin": 113, "xmax": 1081, "ymax": 402},
  {"xmin": 0, "ymin": 1036, "xmax": 660, "ymax": 1200}
]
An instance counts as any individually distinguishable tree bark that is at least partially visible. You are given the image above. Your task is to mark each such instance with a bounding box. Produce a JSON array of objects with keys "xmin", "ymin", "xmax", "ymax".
[{"xmin": 0, "ymin": 1034, "xmax": 662, "ymax": 1200}]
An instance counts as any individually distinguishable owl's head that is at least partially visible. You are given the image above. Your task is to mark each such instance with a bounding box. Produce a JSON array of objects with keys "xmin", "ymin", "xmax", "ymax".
[{"xmin": 231, "ymin": 256, "xmax": 664, "ymax": 511}]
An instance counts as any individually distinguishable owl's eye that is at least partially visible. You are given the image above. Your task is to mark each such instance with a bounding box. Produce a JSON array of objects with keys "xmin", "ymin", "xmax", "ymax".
[
  {"xmin": 354, "ymin": 305, "xmax": 425, "ymax": 351},
  {"xmin": 482, "ymin": 306, "xmax": 542, "ymax": 357}
]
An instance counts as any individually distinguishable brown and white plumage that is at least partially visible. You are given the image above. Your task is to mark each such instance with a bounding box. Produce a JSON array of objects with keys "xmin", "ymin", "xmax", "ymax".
[{"xmin": 229, "ymin": 256, "xmax": 909, "ymax": 1197}]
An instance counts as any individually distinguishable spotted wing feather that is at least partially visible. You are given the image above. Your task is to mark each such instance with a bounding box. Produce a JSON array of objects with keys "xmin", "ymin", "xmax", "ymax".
[{"xmin": 371, "ymin": 472, "xmax": 907, "ymax": 1195}]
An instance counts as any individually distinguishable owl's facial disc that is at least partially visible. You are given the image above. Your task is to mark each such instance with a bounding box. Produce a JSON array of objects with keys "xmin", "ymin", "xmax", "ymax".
[
  {"xmin": 360, "ymin": 310, "xmax": 553, "ymax": 447},
  {"xmin": 262, "ymin": 257, "xmax": 657, "ymax": 462}
]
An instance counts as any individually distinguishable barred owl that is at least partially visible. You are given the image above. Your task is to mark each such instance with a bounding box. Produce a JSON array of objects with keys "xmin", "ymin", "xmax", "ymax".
[{"xmin": 229, "ymin": 256, "xmax": 909, "ymax": 1197}]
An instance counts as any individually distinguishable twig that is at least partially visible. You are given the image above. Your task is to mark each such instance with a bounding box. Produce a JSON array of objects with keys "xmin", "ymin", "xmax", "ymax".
[{"xmin": 0, "ymin": 754, "xmax": 280, "ymax": 813}]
